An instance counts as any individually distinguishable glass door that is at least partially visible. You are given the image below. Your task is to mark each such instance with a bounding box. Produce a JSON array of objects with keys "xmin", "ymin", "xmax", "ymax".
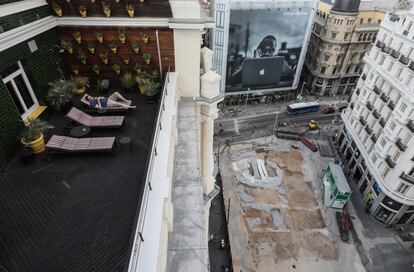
[{"xmin": 2, "ymin": 62, "xmax": 38, "ymax": 119}]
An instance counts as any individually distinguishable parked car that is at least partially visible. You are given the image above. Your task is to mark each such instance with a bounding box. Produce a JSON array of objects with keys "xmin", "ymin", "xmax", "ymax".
[{"xmin": 322, "ymin": 107, "xmax": 336, "ymax": 114}]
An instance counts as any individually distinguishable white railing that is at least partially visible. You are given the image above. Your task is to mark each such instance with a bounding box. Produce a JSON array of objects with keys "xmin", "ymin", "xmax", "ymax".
[{"xmin": 127, "ymin": 68, "xmax": 176, "ymax": 272}]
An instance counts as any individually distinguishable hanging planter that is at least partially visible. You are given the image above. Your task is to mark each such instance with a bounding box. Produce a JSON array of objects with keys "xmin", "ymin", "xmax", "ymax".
[
  {"xmin": 140, "ymin": 0, "xmax": 144, "ymax": 2},
  {"xmin": 72, "ymin": 31, "xmax": 82, "ymax": 44},
  {"xmin": 78, "ymin": 5, "xmax": 87, "ymax": 17},
  {"xmin": 52, "ymin": 3, "xmax": 63, "ymax": 17},
  {"xmin": 78, "ymin": 52, "xmax": 87, "ymax": 64},
  {"xmin": 141, "ymin": 34, "xmax": 149, "ymax": 44},
  {"xmin": 126, "ymin": 4, "xmax": 135, "ymax": 17},
  {"xmin": 108, "ymin": 42, "xmax": 118, "ymax": 54},
  {"xmin": 111, "ymin": 64, "xmax": 121, "ymax": 75},
  {"xmin": 143, "ymin": 53, "xmax": 151, "ymax": 64},
  {"xmin": 96, "ymin": 32, "xmax": 104, "ymax": 43},
  {"xmin": 119, "ymin": 31, "xmax": 126, "ymax": 44},
  {"xmin": 87, "ymin": 43, "xmax": 95, "ymax": 54},
  {"xmin": 72, "ymin": 65, "xmax": 80, "ymax": 75},
  {"xmin": 122, "ymin": 54, "xmax": 130, "ymax": 64},
  {"xmin": 134, "ymin": 63, "xmax": 142, "ymax": 74},
  {"xmin": 92, "ymin": 65, "xmax": 100, "ymax": 75},
  {"xmin": 61, "ymin": 40, "xmax": 73, "ymax": 54},
  {"xmin": 91, "ymin": 0, "xmax": 95, "ymax": 2},
  {"xmin": 102, "ymin": 1, "xmax": 111, "ymax": 17},
  {"xmin": 131, "ymin": 42, "xmax": 140, "ymax": 54},
  {"xmin": 99, "ymin": 52, "xmax": 109, "ymax": 64}
]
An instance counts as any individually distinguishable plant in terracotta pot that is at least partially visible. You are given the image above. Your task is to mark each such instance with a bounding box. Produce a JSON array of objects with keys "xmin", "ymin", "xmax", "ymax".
[
  {"xmin": 87, "ymin": 43, "xmax": 95, "ymax": 54},
  {"xmin": 100, "ymin": 52, "xmax": 109, "ymax": 64},
  {"xmin": 119, "ymin": 30, "xmax": 126, "ymax": 44},
  {"xmin": 141, "ymin": 34, "xmax": 149, "ymax": 44},
  {"xmin": 73, "ymin": 76, "xmax": 90, "ymax": 94},
  {"xmin": 133, "ymin": 63, "xmax": 142, "ymax": 74},
  {"xmin": 121, "ymin": 72, "xmax": 136, "ymax": 92},
  {"xmin": 143, "ymin": 78, "xmax": 161, "ymax": 103},
  {"xmin": 143, "ymin": 52, "xmax": 151, "ymax": 64},
  {"xmin": 72, "ymin": 65, "xmax": 79, "ymax": 75},
  {"xmin": 92, "ymin": 64, "xmax": 100, "ymax": 75},
  {"xmin": 111, "ymin": 64, "xmax": 121, "ymax": 75},
  {"xmin": 131, "ymin": 42, "xmax": 140, "ymax": 54},
  {"xmin": 61, "ymin": 40, "xmax": 73, "ymax": 54},
  {"xmin": 126, "ymin": 3, "xmax": 135, "ymax": 17},
  {"xmin": 52, "ymin": 3, "xmax": 63, "ymax": 16},
  {"xmin": 46, "ymin": 79, "xmax": 76, "ymax": 113},
  {"xmin": 102, "ymin": 1, "xmax": 111, "ymax": 17},
  {"xmin": 108, "ymin": 42, "xmax": 118, "ymax": 54},
  {"xmin": 97, "ymin": 79, "xmax": 110, "ymax": 94},
  {"xmin": 96, "ymin": 32, "xmax": 104, "ymax": 43},
  {"xmin": 122, "ymin": 54, "xmax": 130, "ymax": 64},
  {"xmin": 21, "ymin": 119, "xmax": 54, "ymax": 154},
  {"xmin": 78, "ymin": 5, "xmax": 87, "ymax": 17},
  {"xmin": 72, "ymin": 31, "xmax": 82, "ymax": 44},
  {"xmin": 78, "ymin": 52, "xmax": 87, "ymax": 64}
]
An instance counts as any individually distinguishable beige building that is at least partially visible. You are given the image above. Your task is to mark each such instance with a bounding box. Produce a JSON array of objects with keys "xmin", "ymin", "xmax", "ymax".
[{"xmin": 304, "ymin": 0, "xmax": 386, "ymax": 96}]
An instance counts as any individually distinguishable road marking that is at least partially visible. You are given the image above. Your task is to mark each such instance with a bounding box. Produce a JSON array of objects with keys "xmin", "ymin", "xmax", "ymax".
[{"xmin": 234, "ymin": 119, "xmax": 239, "ymax": 135}]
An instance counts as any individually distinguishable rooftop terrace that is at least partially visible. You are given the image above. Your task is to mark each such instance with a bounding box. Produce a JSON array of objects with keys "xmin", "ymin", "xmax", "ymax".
[{"xmin": 0, "ymin": 91, "xmax": 158, "ymax": 271}]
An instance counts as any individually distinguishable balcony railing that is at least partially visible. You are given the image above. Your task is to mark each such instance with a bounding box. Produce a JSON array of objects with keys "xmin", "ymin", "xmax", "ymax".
[
  {"xmin": 379, "ymin": 118, "xmax": 386, "ymax": 128},
  {"xmin": 406, "ymin": 120, "xmax": 414, "ymax": 133},
  {"xmin": 361, "ymin": 74, "xmax": 367, "ymax": 80},
  {"xmin": 366, "ymin": 101, "xmax": 373, "ymax": 111},
  {"xmin": 396, "ymin": 138, "xmax": 407, "ymax": 151},
  {"xmin": 373, "ymin": 109, "xmax": 380, "ymax": 119},
  {"xmin": 385, "ymin": 155, "xmax": 396, "ymax": 168},
  {"xmin": 400, "ymin": 172, "xmax": 414, "ymax": 185},
  {"xmin": 399, "ymin": 55, "xmax": 410, "ymax": 65},
  {"xmin": 380, "ymin": 93, "xmax": 390, "ymax": 103},
  {"xmin": 356, "ymin": 88, "xmax": 360, "ymax": 95},
  {"xmin": 376, "ymin": 40, "xmax": 385, "ymax": 49},
  {"xmin": 409, "ymin": 61, "xmax": 414, "ymax": 72},
  {"xmin": 382, "ymin": 46, "xmax": 391, "ymax": 54},
  {"xmin": 371, "ymin": 134, "xmax": 378, "ymax": 143},
  {"xmin": 388, "ymin": 100, "xmax": 395, "ymax": 111},
  {"xmin": 359, "ymin": 116, "xmax": 367, "ymax": 126},
  {"xmin": 403, "ymin": 30, "xmax": 409, "ymax": 36},
  {"xmin": 390, "ymin": 49, "xmax": 400, "ymax": 59},
  {"xmin": 365, "ymin": 126, "xmax": 373, "ymax": 135},
  {"xmin": 373, "ymin": 86, "xmax": 381, "ymax": 95}
]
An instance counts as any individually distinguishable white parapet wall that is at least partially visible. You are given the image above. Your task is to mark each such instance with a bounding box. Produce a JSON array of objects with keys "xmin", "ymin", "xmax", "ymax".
[{"xmin": 127, "ymin": 72, "xmax": 178, "ymax": 272}]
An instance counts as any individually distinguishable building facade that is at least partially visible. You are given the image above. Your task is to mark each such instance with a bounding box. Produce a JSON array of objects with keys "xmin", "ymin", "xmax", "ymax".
[
  {"xmin": 339, "ymin": 8, "xmax": 414, "ymax": 225},
  {"xmin": 304, "ymin": 0, "xmax": 386, "ymax": 96}
]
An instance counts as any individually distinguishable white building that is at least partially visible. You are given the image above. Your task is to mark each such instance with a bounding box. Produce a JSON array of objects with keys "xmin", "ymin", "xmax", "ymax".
[{"xmin": 339, "ymin": 7, "xmax": 414, "ymax": 225}]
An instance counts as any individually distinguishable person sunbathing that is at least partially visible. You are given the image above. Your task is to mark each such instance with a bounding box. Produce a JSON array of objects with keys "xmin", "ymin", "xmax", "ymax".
[{"xmin": 85, "ymin": 92, "xmax": 136, "ymax": 109}]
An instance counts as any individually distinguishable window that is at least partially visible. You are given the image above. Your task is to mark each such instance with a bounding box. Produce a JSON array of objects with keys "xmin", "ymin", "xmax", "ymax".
[
  {"xmin": 327, "ymin": 44, "xmax": 333, "ymax": 50},
  {"xmin": 396, "ymin": 182, "xmax": 410, "ymax": 195},
  {"xmin": 360, "ymin": 18, "xmax": 364, "ymax": 24},
  {"xmin": 399, "ymin": 102, "xmax": 408, "ymax": 113},
  {"xmin": 214, "ymin": 30, "xmax": 224, "ymax": 46},
  {"xmin": 354, "ymin": 66, "xmax": 360, "ymax": 73},
  {"xmin": 324, "ymin": 54, "xmax": 330, "ymax": 62},
  {"xmin": 380, "ymin": 138, "xmax": 387, "ymax": 146},
  {"xmin": 321, "ymin": 67, "xmax": 326, "ymax": 74},
  {"xmin": 344, "ymin": 33, "xmax": 350, "ymax": 40},
  {"xmin": 346, "ymin": 66, "xmax": 351, "ymax": 73},
  {"xmin": 216, "ymin": 10, "xmax": 225, "ymax": 28},
  {"xmin": 408, "ymin": 167, "xmax": 414, "ymax": 177},
  {"xmin": 331, "ymin": 32, "xmax": 337, "ymax": 39},
  {"xmin": 378, "ymin": 19, "xmax": 381, "ymax": 24},
  {"xmin": 332, "ymin": 68, "xmax": 337, "ymax": 74},
  {"xmin": 368, "ymin": 18, "xmax": 372, "ymax": 24},
  {"xmin": 382, "ymin": 166, "xmax": 390, "ymax": 177},
  {"xmin": 389, "ymin": 121, "xmax": 396, "ymax": 131},
  {"xmin": 372, "ymin": 153, "xmax": 378, "ymax": 163}
]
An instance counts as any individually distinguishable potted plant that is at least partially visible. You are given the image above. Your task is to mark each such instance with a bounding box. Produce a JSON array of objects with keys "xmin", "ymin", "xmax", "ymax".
[
  {"xmin": 133, "ymin": 63, "xmax": 142, "ymax": 74},
  {"xmin": 92, "ymin": 64, "xmax": 100, "ymax": 75},
  {"xmin": 96, "ymin": 32, "xmax": 104, "ymax": 43},
  {"xmin": 121, "ymin": 72, "xmax": 136, "ymax": 92},
  {"xmin": 97, "ymin": 79, "xmax": 110, "ymax": 94},
  {"xmin": 78, "ymin": 52, "xmax": 87, "ymax": 64},
  {"xmin": 21, "ymin": 119, "xmax": 54, "ymax": 154},
  {"xmin": 141, "ymin": 34, "xmax": 149, "ymax": 44},
  {"xmin": 143, "ymin": 78, "xmax": 161, "ymax": 103},
  {"xmin": 52, "ymin": 3, "xmax": 63, "ymax": 16},
  {"xmin": 131, "ymin": 42, "xmax": 140, "ymax": 54},
  {"xmin": 46, "ymin": 79, "xmax": 76, "ymax": 113},
  {"xmin": 112, "ymin": 64, "xmax": 121, "ymax": 75},
  {"xmin": 122, "ymin": 54, "xmax": 130, "ymax": 64},
  {"xmin": 72, "ymin": 65, "xmax": 79, "ymax": 75},
  {"xmin": 119, "ymin": 30, "xmax": 126, "ymax": 44},
  {"xmin": 126, "ymin": 3, "xmax": 135, "ymax": 17},
  {"xmin": 100, "ymin": 52, "xmax": 109, "ymax": 64},
  {"xmin": 87, "ymin": 43, "xmax": 95, "ymax": 54},
  {"xmin": 108, "ymin": 42, "xmax": 118, "ymax": 54},
  {"xmin": 61, "ymin": 40, "xmax": 73, "ymax": 54},
  {"xmin": 143, "ymin": 52, "xmax": 151, "ymax": 64},
  {"xmin": 78, "ymin": 5, "xmax": 87, "ymax": 17},
  {"xmin": 73, "ymin": 31, "xmax": 82, "ymax": 44},
  {"xmin": 102, "ymin": 1, "xmax": 111, "ymax": 17},
  {"xmin": 73, "ymin": 76, "xmax": 89, "ymax": 94}
]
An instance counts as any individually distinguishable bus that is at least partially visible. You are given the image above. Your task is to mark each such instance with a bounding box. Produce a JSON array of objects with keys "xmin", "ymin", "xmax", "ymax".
[{"xmin": 287, "ymin": 101, "xmax": 320, "ymax": 115}]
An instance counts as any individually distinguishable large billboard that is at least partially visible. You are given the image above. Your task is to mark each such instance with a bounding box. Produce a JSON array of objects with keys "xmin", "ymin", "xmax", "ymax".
[{"xmin": 225, "ymin": 8, "xmax": 312, "ymax": 93}]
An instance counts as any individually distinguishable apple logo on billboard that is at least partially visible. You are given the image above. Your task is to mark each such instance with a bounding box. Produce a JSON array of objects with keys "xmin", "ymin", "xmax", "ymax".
[{"xmin": 260, "ymin": 69, "xmax": 265, "ymax": 76}]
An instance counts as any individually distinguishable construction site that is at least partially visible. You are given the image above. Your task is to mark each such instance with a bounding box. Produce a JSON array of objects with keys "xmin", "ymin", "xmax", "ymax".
[{"xmin": 219, "ymin": 136, "xmax": 365, "ymax": 272}]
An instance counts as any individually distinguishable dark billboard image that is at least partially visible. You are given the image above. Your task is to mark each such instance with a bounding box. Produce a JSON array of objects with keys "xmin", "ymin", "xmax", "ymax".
[{"xmin": 226, "ymin": 8, "xmax": 311, "ymax": 93}]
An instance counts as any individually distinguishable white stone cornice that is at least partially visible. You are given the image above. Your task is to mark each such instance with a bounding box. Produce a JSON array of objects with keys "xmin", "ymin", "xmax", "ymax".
[
  {"xmin": 0, "ymin": 16, "xmax": 57, "ymax": 52},
  {"xmin": 0, "ymin": 0, "xmax": 47, "ymax": 17},
  {"xmin": 56, "ymin": 17, "xmax": 170, "ymax": 27},
  {"xmin": 168, "ymin": 18, "xmax": 208, "ymax": 30}
]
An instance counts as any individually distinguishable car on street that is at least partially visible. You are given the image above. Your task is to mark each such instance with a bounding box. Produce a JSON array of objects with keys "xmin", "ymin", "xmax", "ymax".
[
  {"xmin": 308, "ymin": 120, "xmax": 318, "ymax": 130},
  {"xmin": 322, "ymin": 107, "xmax": 336, "ymax": 114}
]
